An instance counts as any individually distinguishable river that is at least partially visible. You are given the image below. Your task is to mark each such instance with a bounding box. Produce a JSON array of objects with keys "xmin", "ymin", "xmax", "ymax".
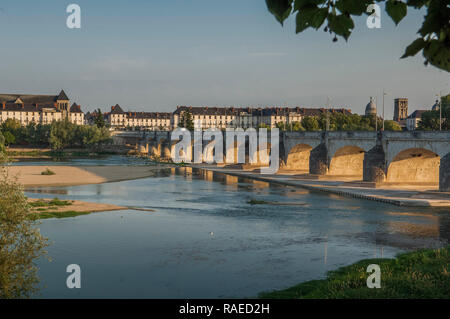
[{"xmin": 23, "ymin": 157, "xmax": 450, "ymax": 298}]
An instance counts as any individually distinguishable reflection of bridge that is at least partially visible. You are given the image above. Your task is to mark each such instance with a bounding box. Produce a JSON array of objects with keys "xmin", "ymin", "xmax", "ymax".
[{"xmin": 111, "ymin": 130, "xmax": 450, "ymax": 192}]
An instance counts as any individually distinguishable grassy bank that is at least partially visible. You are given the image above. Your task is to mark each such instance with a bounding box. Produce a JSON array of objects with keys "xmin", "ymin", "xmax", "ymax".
[
  {"xmin": 37, "ymin": 210, "xmax": 92, "ymax": 219},
  {"xmin": 28, "ymin": 197, "xmax": 92, "ymax": 219},
  {"xmin": 259, "ymin": 246, "xmax": 450, "ymax": 299}
]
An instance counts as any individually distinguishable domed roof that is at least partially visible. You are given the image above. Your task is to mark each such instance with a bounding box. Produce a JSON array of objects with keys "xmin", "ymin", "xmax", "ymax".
[
  {"xmin": 431, "ymin": 100, "xmax": 440, "ymax": 111},
  {"xmin": 365, "ymin": 97, "xmax": 377, "ymax": 116}
]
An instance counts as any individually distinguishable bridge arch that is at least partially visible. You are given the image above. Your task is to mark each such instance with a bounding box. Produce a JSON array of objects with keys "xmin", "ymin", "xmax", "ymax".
[
  {"xmin": 284, "ymin": 143, "xmax": 313, "ymax": 172},
  {"xmin": 387, "ymin": 148, "xmax": 440, "ymax": 184},
  {"xmin": 170, "ymin": 139, "xmax": 193, "ymax": 162},
  {"xmin": 328, "ymin": 145, "xmax": 366, "ymax": 177},
  {"xmin": 223, "ymin": 141, "xmax": 271, "ymax": 168}
]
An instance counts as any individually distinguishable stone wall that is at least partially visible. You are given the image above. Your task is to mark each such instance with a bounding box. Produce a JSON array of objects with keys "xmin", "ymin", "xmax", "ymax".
[{"xmin": 363, "ymin": 145, "xmax": 386, "ymax": 183}]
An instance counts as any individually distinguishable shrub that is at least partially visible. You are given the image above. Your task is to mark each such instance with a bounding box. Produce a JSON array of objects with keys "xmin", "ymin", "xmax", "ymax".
[{"xmin": 41, "ymin": 168, "xmax": 55, "ymax": 176}]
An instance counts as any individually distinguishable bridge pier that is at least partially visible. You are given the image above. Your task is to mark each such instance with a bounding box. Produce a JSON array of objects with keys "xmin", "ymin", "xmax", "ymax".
[
  {"xmin": 440, "ymin": 153, "xmax": 450, "ymax": 192},
  {"xmin": 309, "ymin": 143, "xmax": 328, "ymax": 175},
  {"xmin": 363, "ymin": 145, "xmax": 386, "ymax": 183}
]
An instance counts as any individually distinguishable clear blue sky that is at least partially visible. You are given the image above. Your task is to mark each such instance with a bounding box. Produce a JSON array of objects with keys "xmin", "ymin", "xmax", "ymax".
[{"xmin": 0, "ymin": 0, "xmax": 448, "ymax": 118}]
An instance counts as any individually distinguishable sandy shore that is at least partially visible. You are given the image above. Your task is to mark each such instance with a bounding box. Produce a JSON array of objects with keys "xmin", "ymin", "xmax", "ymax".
[
  {"xmin": 28, "ymin": 198, "xmax": 127, "ymax": 213},
  {"xmin": 6, "ymin": 165, "xmax": 166, "ymax": 187}
]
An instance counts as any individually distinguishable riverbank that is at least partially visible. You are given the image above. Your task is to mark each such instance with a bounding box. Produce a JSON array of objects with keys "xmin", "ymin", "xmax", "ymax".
[
  {"xmin": 197, "ymin": 166, "xmax": 450, "ymax": 207},
  {"xmin": 7, "ymin": 165, "xmax": 171, "ymax": 187},
  {"xmin": 8, "ymin": 162, "xmax": 450, "ymax": 207},
  {"xmin": 259, "ymin": 245, "xmax": 450, "ymax": 299},
  {"xmin": 6, "ymin": 146, "xmax": 125, "ymax": 159},
  {"xmin": 28, "ymin": 197, "xmax": 127, "ymax": 219}
]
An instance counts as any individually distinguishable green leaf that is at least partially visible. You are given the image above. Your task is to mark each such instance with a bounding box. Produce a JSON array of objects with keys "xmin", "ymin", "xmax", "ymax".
[
  {"xmin": 418, "ymin": 0, "xmax": 447, "ymax": 37},
  {"xmin": 423, "ymin": 40, "xmax": 450, "ymax": 73},
  {"xmin": 385, "ymin": 0, "xmax": 407, "ymax": 25},
  {"xmin": 401, "ymin": 38, "xmax": 427, "ymax": 58},
  {"xmin": 335, "ymin": 0, "xmax": 372, "ymax": 16},
  {"xmin": 328, "ymin": 14, "xmax": 355, "ymax": 40},
  {"xmin": 406, "ymin": 0, "xmax": 428, "ymax": 9},
  {"xmin": 296, "ymin": 6, "xmax": 328, "ymax": 33},
  {"xmin": 266, "ymin": 0, "xmax": 293, "ymax": 25},
  {"xmin": 294, "ymin": 0, "xmax": 327, "ymax": 11}
]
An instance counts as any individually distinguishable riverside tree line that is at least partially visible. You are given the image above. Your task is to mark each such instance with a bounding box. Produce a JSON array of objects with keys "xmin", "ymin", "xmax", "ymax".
[{"xmin": 0, "ymin": 118, "xmax": 111, "ymax": 150}]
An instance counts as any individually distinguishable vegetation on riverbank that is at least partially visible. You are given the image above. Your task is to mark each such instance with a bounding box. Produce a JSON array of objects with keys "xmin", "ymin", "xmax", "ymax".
[
  {"xmin": 259, "ymin": 246, "xmax": 450, "ymax": 299},
  {"xmin": 40, "ymin": 168, "xmax": 55, "ymax": 175},
  {"xmin": 248, "ymin": 199, "xmax": 270, "ymax": 205},
  {"xmin": 1, "ymin": 118, "xmax": 111, "ymax": 150},
  {"xmin": 37, "ymin": 210, "xmax": 92, "ymax": 219},
  {"xmin": 29, "ymin": 198, "xmax": 72, "ymax": 208},
  {"xmin": 0, "ymin": 150, "xmax": 48, "ymax": 298},
  {"xmin": 28, "ymin": 198, "xmax": 87, "ymax": 219}
]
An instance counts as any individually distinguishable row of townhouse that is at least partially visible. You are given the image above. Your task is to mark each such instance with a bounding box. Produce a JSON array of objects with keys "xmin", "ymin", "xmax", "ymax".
[
  {"xmin": 104, "ymin": 104, "xmax": 172, "ymax": 130},
  {"xmin": 172, "ymin": 106, "xmax": 352, "ymax": 130},
  {"xmin": 0, "ymin": 90, "xmax": 84, "ymax": 126},
  {"xmin": 105, "ymin": 105, "xmax": 352, "ymax": 131}
]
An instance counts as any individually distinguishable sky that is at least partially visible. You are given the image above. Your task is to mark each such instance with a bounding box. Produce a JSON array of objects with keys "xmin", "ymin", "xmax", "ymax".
[{"xmin": 0, "ymin": 0, "xmax": 448, "ymax": 118}]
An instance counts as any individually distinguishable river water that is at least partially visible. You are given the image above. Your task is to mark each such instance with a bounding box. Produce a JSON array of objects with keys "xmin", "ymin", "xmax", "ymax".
[{"xmin": 24, "ymin": 158, "xmax": 450, "ymax": 298}]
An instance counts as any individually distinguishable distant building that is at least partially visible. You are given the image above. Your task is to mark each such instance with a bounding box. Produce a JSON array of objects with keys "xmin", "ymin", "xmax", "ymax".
[
  {"xmin": 173, "ymin": 106, "xmax": 352, "ymax": 130},
  {"xmin": 365, "ymin": 97, "xmax": 377, "ymax": 116},
  {"xmin": 69, "ymin": 103, "xmax": 85, "ymax": 125},
  {"xmin": 394, "ymin": 98, "xmax": 408, "ymax": 122},
  {"xmin": 406, "ymin": 99, "xmax": 445, "ymax": 131},
  {"xmin": 105, "ymin": 104, "xmax": 172, "ymax": 130},
  {"xmin": 406, "ymin": 110, "xmax": 427, "ymax": 131},
  {"xmin": 431, "ymin": 100, "xmax": 440, "ymax": 111},
  {"xmin": 0, "ymin": 90, "xmax": 84, "ymax": 126}
]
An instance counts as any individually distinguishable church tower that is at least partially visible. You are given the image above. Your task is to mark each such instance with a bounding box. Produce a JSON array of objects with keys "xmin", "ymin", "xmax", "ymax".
[{"xmin": 394, "ymin": 98, "xmax": 408, "ymax": 122}]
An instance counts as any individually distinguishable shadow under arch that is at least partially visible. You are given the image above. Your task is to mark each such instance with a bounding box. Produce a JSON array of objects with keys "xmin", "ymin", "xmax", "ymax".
[
  {"xmin": 387, "ymin": 148, "xmax": 440, "ymax": 184},
  {"xmin": 284, "ymin": 143, "xmax": 313, "ymax": 172},
  {"xmin": 224, "ymin": 141, "xmax": 271, "ymax": 168},
  {"xmin": 328, "ymin": 145, "xmax": 365, "ymax": 177}
]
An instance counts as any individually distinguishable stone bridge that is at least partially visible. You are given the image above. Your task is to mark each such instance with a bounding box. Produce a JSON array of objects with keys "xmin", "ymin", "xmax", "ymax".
[{"xmin": 111, "ymin": 130, "xmax": 450, "ymax": 192}]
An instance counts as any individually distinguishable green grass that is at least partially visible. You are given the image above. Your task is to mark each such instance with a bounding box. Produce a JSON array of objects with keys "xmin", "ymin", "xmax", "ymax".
[
  {"xmin": 41, "ymin": 168, "xmax": 56, "ymax": 175},
  {"xmin": 259, "ymin": 246, "xmax": 450, "ymax": 299},
  {"xmin": 248, "ymin": 199, "xmax": 270, "ymax": 205},
  {"xmin": 29, "ymin": 197, "xmax": 72, "ymax": 208},
  {"xmin": 37, "ymin": 210, "xmax": 92, "ymax": 219}
]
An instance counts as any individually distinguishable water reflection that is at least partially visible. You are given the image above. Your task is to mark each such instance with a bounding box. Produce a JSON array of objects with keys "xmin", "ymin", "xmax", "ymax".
[{"xmin": 28, "ymin": 165, "xmax": 450, "ymax": 298}]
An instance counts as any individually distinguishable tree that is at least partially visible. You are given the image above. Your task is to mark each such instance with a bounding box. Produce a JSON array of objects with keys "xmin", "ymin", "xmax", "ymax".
[
  {"xmin": 417, "ymin": 94, "xmax": 450, "ymax": 130},
  {"xmin": 49, "ymin": 119, "xmax": 76, "ymax": 150},
  {"xmin": 94, "ymin": 109, "xmax": 106, "ymax": 128},
  {"xmin": 265, "ymin": 0, "xmax": 449, "ymax": 72},
  {"xmin": 179, "ymin": 111, "xmax": 194, "ymax": 131},
  {"xmin": 383, "ymin": 120, "xmax": 402, "ymax": 131},
  {"xmin": 1, "ymin": 119, "xmax": 21, "ymax": 145},
  {"xmin": 1, "ymin": 118, "xmax": 21, "ymax": 132},
  {"xmin": 301, "ymin": 116, "xmax": 321, "ymax": 131},
  {"xmin": 0, "ymin": 155, "xmax": 48, "ymax": 298},
  {"xmin": 2, "ymin": 131, "xmax": 16, "ymax": 146},
  {"xmin": 0, "ymin": 131, "xmax": 5, "ymax": 153}
]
